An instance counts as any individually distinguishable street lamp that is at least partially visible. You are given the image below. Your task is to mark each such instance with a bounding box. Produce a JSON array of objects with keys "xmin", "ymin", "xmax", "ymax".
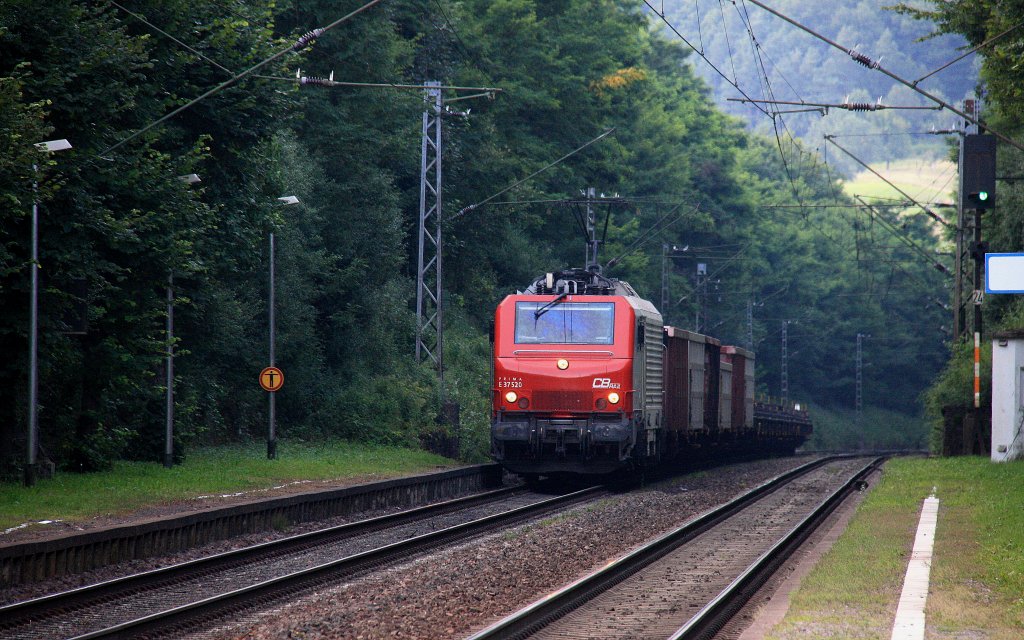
[
  {"xmin": 160, "ymin": 174, "xmax": 203, "ymax": 469},
  {"xmin": 268, "ymin": 196, "xmax": 299, "ymax": 459},
  {"xmin": 660, "ymin": 244, "xmax": 689, "ymax": 316},
  {"xmin": 26, "ymin": 139, "xmax": 72, "ymax": 487}
]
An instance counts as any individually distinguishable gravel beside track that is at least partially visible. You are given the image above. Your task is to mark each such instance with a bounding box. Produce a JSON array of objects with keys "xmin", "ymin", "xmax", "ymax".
[
  {"xmin": 0, "ymin": 490, "xmax": 557, "ymax": 640},
  {"xmin": 528, "ymin": 458, "xmax": 868, "ymax": 639},
  {"xmin": 204, "ymin": 457, "xmax": 818, "ymax": 640}
]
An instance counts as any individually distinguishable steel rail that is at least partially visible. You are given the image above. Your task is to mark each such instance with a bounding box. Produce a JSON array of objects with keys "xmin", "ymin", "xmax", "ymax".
[
  {"xmin": 57, "ymin": 486, "xmax": 603, "ymax": 639},
  {"xmin": 0, "ymin": 485, "xmax": 521, "ymax": 628},
  {"xmin": 667, "ymin": 456, "xmax": 885, "ymax": 640},
  {"xmin": 464, "ymin": 456, "xmax": 849, "ymax": 640}
]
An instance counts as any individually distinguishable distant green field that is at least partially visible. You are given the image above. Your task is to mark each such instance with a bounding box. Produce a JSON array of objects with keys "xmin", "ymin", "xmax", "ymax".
[
  {"xmin": 769, "ymin": 456, "xmax": 1024, "ymax": 639},
  {"xmin": 0, "ymin": 441, "xmax": 458, "ymax": 532},
  {"xmin": 843, "ymin": 158, "xmax": 956, "ymax": 205}
]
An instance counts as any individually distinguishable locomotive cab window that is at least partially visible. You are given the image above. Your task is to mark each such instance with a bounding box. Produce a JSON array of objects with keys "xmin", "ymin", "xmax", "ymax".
[{"xmin": 514, "ymin": 301, "xmax": 615, "ymax": 344}]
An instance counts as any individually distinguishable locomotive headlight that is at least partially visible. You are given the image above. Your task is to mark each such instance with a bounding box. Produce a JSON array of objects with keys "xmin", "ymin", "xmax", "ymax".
[
  {"xmin": 556, "ymin": 358, "xmax": 569, "ymax": 370},
  {"xmin": 504, "ymin": 391, "xmax": 518, "ymax": 403},
  {"xmin": 607, "ymin": 392, "xmax": 621, "ymax": 404}
]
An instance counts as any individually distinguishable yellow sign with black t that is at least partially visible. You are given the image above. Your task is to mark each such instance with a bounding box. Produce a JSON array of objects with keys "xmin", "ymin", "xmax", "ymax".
[{"xmin": 260, "ymin": 366, "xmax": 284, "ymax": 392}]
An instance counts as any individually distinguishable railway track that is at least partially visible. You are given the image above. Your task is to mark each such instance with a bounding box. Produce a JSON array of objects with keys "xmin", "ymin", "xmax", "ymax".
[
  {"xmin": 0, "ymin": 484, "xmax": 605, "ymax": 639},
  {"xmin": 467, "ymin": 455, "xmax": 882, "ymax": 640}
]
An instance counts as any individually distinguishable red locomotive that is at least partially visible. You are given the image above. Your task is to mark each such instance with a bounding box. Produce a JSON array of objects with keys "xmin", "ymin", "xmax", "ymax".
[{"xmin": 490, "ymin": 268, "xmax": 811, "ymax": 478}]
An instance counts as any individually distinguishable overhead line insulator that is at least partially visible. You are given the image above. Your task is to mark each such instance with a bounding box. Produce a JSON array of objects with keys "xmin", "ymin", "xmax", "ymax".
[
  {"xmin": 848, "ymin": 49, "xmax": 880, "ymax": 69},
  {"xmin": 293, "ymin": 28, "xmax": 325, "ymax": 50}
]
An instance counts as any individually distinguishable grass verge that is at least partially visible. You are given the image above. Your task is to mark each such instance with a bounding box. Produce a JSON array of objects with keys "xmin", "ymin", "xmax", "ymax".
[
  {"xmin": 0, "ymin": 441, "xmax": 458, "ymax": 532},
  {"xmin": 768, "ymin": 456, "xmax": 1024, "ymax": 639}
]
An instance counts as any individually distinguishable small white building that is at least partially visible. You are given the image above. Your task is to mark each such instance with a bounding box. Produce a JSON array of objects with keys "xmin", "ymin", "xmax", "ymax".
[{"xmin": 991, "ymin": 330, "xmax": 1024, "ymax": 462}]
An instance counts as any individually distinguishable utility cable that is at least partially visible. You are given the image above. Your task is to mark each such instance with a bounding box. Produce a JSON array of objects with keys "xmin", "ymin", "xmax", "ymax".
[
  {"xmin": 824, "ymin": 136, "xmax": 951, "ymax": 228},
  {"xmin": 431, "ymin": 0, "xmax": 497, "ymax": 81},
  {"xmin": 97, "ymin": 0, "xmax": 386, "ymax": 158},
  {"xmin": 448, "ymin": 128, "xmax": 616, "ymax": 223},
  {"xmin": 852, "ymin": 195, "xmax": 951, "ymax": 277},
  {"xmin": 642, "ymin": 1, "xmax": 770, "ymax": 118},
  {"xmin": 605, "ymin": 202, "xmax": 695, "ymax": 269},
  {"xmin": 913, "ymin": 21, "xmax": 1024, "ymax": 86},
  {"xmin": 742, "ymin": 0, "xmax": 1024, "ymax": 154},
  {"xmin": 110, "ymin": 1, "xmax": 234, "ymax": 75}
]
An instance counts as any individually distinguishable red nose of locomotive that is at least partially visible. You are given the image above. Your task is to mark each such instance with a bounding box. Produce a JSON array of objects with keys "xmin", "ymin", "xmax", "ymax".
[
  {"xmin": 490, "ymin": 293, "xmax": 642, "ymax": 474},
  {"xmin": 494, "ymin": 350, "xmax": 629, "ymax": 414}
]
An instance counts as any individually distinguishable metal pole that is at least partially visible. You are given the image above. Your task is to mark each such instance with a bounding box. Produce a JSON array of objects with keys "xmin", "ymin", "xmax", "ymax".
[
  {"xmin": 974, "ymin": 207, "xmax": 983, "ymax": 410},
  {"xmin": 781, "ymin": 321, "xmax": 789, "ymax": 402},
  {"xmin": 746, "ymin": 299, "xmax": 754, "ymax": 351},
  {"xmin": 585, "ymin": 187, "xmax": 597, "ymax": 269},
  {"xmin": 268, "ymin": 231, "xmax": 277, "ymax": 459},
  {"xmin": 434, "ymin": 91, "xmax": 444, "ymax": 401},
  {"xmin": 414, "ymin": 81, "xmax": 445, "ymax": 401},
  {"xmin": 164, "ymin": 273, "xmax": 174, "ymax": 468},
  {"xmin": 25, "ymin": 165, "xmax": 39, "ymax": 487},
  {"xmin": 661, "ymin": 243, "xmax": 668, "ymax": 314},
  {"xmin": 856, "ymin": 333, "xmax": 864, "ymax": 420}
]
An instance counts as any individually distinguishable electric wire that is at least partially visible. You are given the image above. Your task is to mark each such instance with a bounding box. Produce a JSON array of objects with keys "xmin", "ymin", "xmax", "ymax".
[
  {"xmin": 97, "ymin": 0, "xmax": 386, "ymax": 158},
  {"xmin": 109, "ymin": 1, "xmax": 234, "ymax": 76},
  {"xmin": 605, "ymin": 202, "xmax": 696, "ymax": 269},
  {"xmin": 741, "ymin": 0, "xmax": 1024, "ymax": 154},
  {"xmin": 912, "ymin": 20, "xmax": 1024, "ymax": 86},
  {"xmin": 448, "ymin": 128, "xmax": 617, "ymax": 223},
  {"xmin": 642, "ymin": 1, "xmax": 770, "ymax": 118},
  {"xmin": 716, "ymin": 0, "xmax": 740, "ymax": 86},
  {"xmin": 431, "ymin": 0, "xmax": 497, "ymax": 82}
]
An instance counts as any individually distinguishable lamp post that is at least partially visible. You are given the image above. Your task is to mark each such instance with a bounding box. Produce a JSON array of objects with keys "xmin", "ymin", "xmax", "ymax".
[
  {"xmin": 25, "ymin": 138, "xmax": 72, "ymax": 487},
  {"xmin": 268, "ymin": 196, "xmax": 299, "ymax": 459},
  {"xmin": 660, "ymin": 243, "xmax": 689, "ymax": 317},
  {"xmin": 162, "ymin": 174, "xmax": 203, "ymax": 469}
]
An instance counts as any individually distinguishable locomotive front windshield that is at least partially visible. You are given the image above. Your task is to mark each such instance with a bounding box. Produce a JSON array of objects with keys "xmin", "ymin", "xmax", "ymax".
[{"xmin": 514, "ymin": 301, "xmax": 615, "ymax": 345}]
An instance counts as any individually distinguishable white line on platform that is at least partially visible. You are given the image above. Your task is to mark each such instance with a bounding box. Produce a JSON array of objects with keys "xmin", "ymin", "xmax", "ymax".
[{"xmin": 891, "ymin": 494, "xmax": 940, "ymax": 640}]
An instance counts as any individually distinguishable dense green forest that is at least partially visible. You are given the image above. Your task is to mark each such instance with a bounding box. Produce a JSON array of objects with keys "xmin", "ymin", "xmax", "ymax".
[
  {"xmin": 0, "ymin": 0, "xmax": 951, "ymax": 475},
  {"xmin": 666, "ymin": 0, "xmax": 977, "ymax": 174}
]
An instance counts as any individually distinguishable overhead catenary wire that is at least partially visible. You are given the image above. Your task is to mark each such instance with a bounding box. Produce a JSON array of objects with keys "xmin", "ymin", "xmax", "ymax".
[
  {"xmin": 605, "ymin": 202, "xmax": 697, "ymax": 269},
  {"xmin": 110, "ymin": 1, "xmax": 234, "ymax": 76},
  {"xmin": 727, "ymin": 98, "xmax": 943, "ymax": 112},
  {"xmin": 741, "ymin": 0, "xmax": 1024, "ymax": 154},
  {"xmin": 448, "ymin": 128, "xmax": 617, "ymax": 224},
  {"xmin": 727, "ymin": 0, "xmax": 810, "ymax": 213},
  {"xmin": 852, "ymin": 195, "xmax": 952, "ymax": 277},
  {"xmin": 824, "ymin": 135, "xmax": 952, "ymax": 229},
  {"xmin": 912, "ymin": 20, "xmax": 1024, "ymax": 86},
  {"xmin": 642, "ymin": 2, "xmax": 771, "ymax": 118},
  {"xmin": 97, "ymin": 0, "xmax": 386, "ymax": 158}
]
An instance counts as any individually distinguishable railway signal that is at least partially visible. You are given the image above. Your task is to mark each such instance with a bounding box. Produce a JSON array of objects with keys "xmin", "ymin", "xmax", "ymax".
[{"xmin": 960, "ymin": 134, "xmax": 996, "ymax": 211}]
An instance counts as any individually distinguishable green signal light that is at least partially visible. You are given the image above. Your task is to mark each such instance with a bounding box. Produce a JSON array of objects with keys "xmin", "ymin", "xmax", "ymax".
[{"xmin": 978, "ymin": 191, "xmax": 989, "ymax": 201}]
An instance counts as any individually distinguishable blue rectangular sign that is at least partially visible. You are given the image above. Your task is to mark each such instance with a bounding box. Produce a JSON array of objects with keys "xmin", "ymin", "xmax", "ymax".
[{"xmin": 986, "ymin": 253, "xmax": 1024, "ymax": 293}]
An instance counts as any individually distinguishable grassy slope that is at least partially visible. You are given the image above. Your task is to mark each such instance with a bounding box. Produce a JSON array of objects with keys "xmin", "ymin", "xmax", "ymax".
[
  {"xmin": 842, "ymin": 159, "xmax": 957, "ymax": 204},
  {"xmin": 0, "ymin": 441, "xmax": 457, "ymax": 531},
  {"xmin": 769, "ymin": 456, "xmax": 1024, "ymax": 639}
]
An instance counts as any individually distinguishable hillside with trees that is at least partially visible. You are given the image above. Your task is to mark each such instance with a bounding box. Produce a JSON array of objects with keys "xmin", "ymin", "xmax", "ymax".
[
  {"xmin": 0, "ymin": 0, "xmax": 950, "ymax": 474},
  {"xmin": 664, "ymin": 0, "xmax": 977, "ymax": 175}
]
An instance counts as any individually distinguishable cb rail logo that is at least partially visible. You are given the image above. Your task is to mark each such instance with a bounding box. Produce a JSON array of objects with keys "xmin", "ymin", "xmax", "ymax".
[{"xmin": 592, "ymin": 378, "xmax": 621, "ymax": 389}]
